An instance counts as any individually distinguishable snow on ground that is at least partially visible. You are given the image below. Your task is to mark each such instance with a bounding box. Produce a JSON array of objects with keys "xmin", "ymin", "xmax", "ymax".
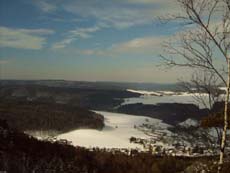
[
  {"xmin": 179, "ymin": 119, "xmax": 199, "ymax": 127},
  {"xmin": 57, "ymin": 111, "xmax": 171, "ymax": 149},
  {"xmin": 127, "ymin": 89, "xmax": 162, "ymax": 96},
  {"xmin": 125, "ymin": 89, "xmax": 225, "ymax": 109},
  {"xmin": 123, "ymin": 95, "xmax": 199, "ymax": 106},
  {"xmin": 123, "ymin": 91, "xmax": 223, "ymax": 109}
]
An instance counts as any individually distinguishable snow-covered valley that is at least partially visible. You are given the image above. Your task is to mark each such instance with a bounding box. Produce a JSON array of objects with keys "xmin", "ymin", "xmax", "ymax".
[
  {"xmin": 28, "ymin": 88, "xmax": 227, "ymax": 156},
  {"xmin": 56, "ymin": 110, "xmax": 221, "ymax": 156},
  {"xmin": 57, "ymin": 111, "xmax": 172, "ymax": 149},
  {"xmin": 125, "ymin": 89, "xmax": 225, "ymax": 109}
]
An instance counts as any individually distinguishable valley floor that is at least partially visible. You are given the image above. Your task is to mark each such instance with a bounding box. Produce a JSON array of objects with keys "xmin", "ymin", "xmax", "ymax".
[
  {"xmin": 57, "ymin": 111, "xmax": 171, "ymax": 149},
  {"xmin": 1, "ymin": 121, "xmax": 230, "ymax": 173}
]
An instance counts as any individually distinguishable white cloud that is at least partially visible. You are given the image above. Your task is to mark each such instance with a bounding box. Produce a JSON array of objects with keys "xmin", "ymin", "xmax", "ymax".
[
  {"xmin": 18, "ymin": 28, "xmax": 55, "ymax": 35},
  {"xmin": 33, "ymin": 0, "xmax": 57, "ymax": 12},
  {"xmin": 0, "ymin": 60, "xmax": 10, "ymax": 65},
  {"xmin": 31, "ymin": 0, "xmax": 180, "ymax": 29},
  {"xmin": 69, "ymin": 25, "xmax": 101, "ymax": 39},
  {"xmin": 43, "ymin": 0, "xmax": 180, "ymax": 49},
  {"xmin": 128, "ymin": 0, "xmax": 177, "ymax": 4},
  {"xmin": 0, "ymin": 27, "xmax": 54, "ymax": 50},
  {"xmin": 59, "ymin": 36, "xmax": 168, "ymax": 57},
  {"xmin": 52, "ymin": 38, "xmax": 74, "ymax": 49},
  {"xmin": 126, "ymin": 0, "xmax": 157, "ymax": 4},
  {"xmin": 63, "ymin": 0, "xmax": 179, "ymax": 29},
  {"xmin": 109, "ymin": 36, "xmax": 167, "ymax": 55},
  {"xmin": 52, "ymin": 25, "xmax": 104, "ymax": 49}
]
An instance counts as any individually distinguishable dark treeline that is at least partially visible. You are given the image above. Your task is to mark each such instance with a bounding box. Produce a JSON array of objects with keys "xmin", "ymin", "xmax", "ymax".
[
  {"xmin": 0, "ymin": 84, "xmax": 140, "ymax": 110},
  {"xmin": 117, "ymin": 103, "xmax": 209, "ymax": 125},
  {"xmin": 0, "ymin": 100, "xmax": 104, "ymax": 132},
  {"xmin": 0, "ymin": 80, "xmax": 179, "ymax": 91},
  {"xmin": 201, "ymin": 102, "xmax": 230, "ymax": 129},
  {"xmin": 1, "ymin": 121, "xmax": 229, "ymax": 173},
  {"xmin": 0, "ymin": 84, "xmax": 213, "ymax": 125}
]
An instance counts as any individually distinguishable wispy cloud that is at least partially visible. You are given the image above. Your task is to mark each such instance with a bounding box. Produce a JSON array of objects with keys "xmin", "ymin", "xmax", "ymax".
[
  {"xmin": 63, "ymin": 0, "xmax": 179, "ymax": 29},
  {"xmin": 126, "ymin": 0, "xmax": 157, "ymax": 4},
  {"xmin": 32, "ymin": 0, "xmax": 57, "ymax": 13},
  {"xmin": 17, "ymin": 28, "xmax": 55, "ymax": 35},
  {"xmin": 52, "ymin": 24, "xmax": 105, "ymax": 49},
  {"xmin": 32, "ymin": 0, "xmax": 179, "ymax": 29},
  {"xmin": 0, "ymin": 26, "xmax": 54, "ymax": 50},
  {"xmin": 0, "ymin": 59, "xmax": 10, "ymax": 65},
  {"xmin": 57, "ymin": 35, "xmax": 168, "ymax": 57},
  {"xmin": 86, "ymin": 36, "xmax": 167, "ymax": 56},
  {"xmin": 111, "ymin": 36, "xmax": 167, "ymax": 54},
  {"xmin": 126, "ymin": 0, "xmax": 175, "ymax": 5},
  {"xmin": 69, "ymin": 25, "xmax": 101, "ymax": 39},
  {"xmin": 52, "ymin": 38, "xmax": 74, "ymax": 49}
]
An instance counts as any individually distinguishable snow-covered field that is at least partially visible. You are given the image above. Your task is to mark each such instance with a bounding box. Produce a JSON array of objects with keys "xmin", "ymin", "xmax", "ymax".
[
  {"xmin": 57, "ymin": 111, "xmax": 171, "ymax": 149},
  {"xmin": 52, "ymin": 89, "xmax": 227, "ymax": 151},
  {"xmin": 124, "ymin": 89, "xmax": 225, "ymax": 108},
  {"xmin": 123, "ymin": 95, "xmax": 198, "ymax": 106}
]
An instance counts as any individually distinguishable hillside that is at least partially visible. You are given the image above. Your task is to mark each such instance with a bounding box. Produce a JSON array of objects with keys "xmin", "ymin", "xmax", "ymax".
[
  {"xmin": 0, "ymin": 83, "xmax": 211, "ymax": 125},
  {"xmin": 0, "ymin": 84, "xmax": 140, "ymax": 110},
  {"xmin": 0, "ymin": 100, "xmax": 104, "ymax": 133},
  {"xmin": 1, "ymin": 121, "xmax": 229, "ymax": 173},
  {"xmin": 117, "ymin": 103, "xmax": 209, "ymax": 125}
]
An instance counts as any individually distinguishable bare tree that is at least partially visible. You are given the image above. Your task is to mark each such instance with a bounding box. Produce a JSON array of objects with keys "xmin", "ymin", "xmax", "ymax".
[
  {"xmin": 161, "ymin": 0, "xmax": 229, "ymax": 172},
  {"xmin": 179, "ymin": 71, "xmax": 224, "ymax": 147},
  {"xmin": 179, "ymin": 70, "xmax": 223, "ymax": 109}
]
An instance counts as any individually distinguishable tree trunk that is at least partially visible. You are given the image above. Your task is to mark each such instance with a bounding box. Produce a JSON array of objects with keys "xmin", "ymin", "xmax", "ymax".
[{"xmin": 218, "ymin": 57, "xmax": 230, "ymax": 173}]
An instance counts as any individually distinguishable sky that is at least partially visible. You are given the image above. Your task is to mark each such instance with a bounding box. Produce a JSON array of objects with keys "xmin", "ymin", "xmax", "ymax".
[{"xmin": 0, "ymin": 0, "xmax": 191, "ymax": 83}]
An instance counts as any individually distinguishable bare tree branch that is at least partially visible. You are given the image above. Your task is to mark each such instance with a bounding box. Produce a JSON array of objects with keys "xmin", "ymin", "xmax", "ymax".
[{"xmin": 160, "ymin": 0, "xmax": 230, "ymax": 172}]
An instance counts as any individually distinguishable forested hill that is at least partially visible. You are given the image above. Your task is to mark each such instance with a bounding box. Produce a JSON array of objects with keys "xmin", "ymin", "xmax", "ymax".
[
  {"xmin": 0, "ymin": 84, "xmax": 140, "ymax": 110},
  {"xmin": 0, "ymin": 100, "xmax": 104, "ymax": 133},
  {"xmin": 0, "ymin": 80, "xmax": 179, "ymax": 91},
  {"xmin": 117, "ymin": 103, "xmax": 209, "ymax": 125},
  {"xmin": 1, "ymin": 120, "xmax": 230, "ymax": 173}
]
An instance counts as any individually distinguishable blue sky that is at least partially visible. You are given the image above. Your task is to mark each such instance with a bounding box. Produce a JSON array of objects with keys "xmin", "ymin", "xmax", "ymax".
[{"xmin": 0, "ymin": 0, "xmax": 191, "ymax": 83}]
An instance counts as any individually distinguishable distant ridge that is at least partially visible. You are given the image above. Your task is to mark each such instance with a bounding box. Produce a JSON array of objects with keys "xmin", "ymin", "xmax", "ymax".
[{"xmin": 0, "ymin": 79, "xmax": 179, "ymax": 91}]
